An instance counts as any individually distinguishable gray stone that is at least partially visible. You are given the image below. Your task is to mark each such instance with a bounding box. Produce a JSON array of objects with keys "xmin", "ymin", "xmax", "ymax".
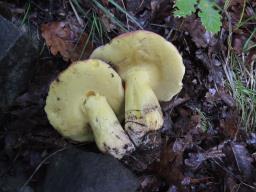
[
  {"xmin": 0, "ymin": 15, "xmax": 37, "ymax": 110},
  {"xmin": 44, "ymin": 149, "xmax": 139, "ymax": 192},
  {"xmin": 0, "ymin": 162, "xmax": 34, "ymax": 192}
]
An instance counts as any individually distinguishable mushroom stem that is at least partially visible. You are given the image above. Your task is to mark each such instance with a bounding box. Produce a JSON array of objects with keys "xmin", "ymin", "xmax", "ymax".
[
  {"xmin": 124, "ymin": 71, "xmax": 163, "ymax": 146},
  {"xmin": 84, "ymin": 93, "xmax": 135, "ymax": 159}
]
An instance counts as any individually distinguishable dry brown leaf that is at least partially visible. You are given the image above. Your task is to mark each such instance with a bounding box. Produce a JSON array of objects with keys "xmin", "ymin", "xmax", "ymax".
[
  {"xmin": 41, "ymin": 21, "xmax": 93, "ymax": 62},
  {"xmin": 220, "ymin": 111, "xmax": 239, "ymax": 138},
  {"xmin": 181, "ymin": 15, "xmax": 213, "ymax": 48},
  {"xmin": 150, "ymin": 141, "xmax": 185, "ymax": 186}
]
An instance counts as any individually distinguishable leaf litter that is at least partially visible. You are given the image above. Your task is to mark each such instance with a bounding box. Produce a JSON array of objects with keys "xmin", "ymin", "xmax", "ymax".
[
  {"xmin": 0, "ymin": 0, "xmax": 256, "ymax": 192},
  {"xmin": 41, "ymin": 19, "xmax": 93, "ymax": 62}
]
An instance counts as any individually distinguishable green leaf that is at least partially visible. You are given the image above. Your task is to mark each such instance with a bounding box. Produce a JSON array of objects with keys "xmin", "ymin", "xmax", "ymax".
[
  {"xmin": 174, "ymin": 0, "xmax": 197, "ymax": 17},
  {"xmin": 198, "ymin": 0, "xmax": 222, "ymax": 33}
]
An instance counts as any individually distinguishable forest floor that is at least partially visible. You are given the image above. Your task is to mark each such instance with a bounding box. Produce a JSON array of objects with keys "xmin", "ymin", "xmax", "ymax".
[{"xmin": 0, "ymin": 0, "xmax": 255, "ymax": 191}]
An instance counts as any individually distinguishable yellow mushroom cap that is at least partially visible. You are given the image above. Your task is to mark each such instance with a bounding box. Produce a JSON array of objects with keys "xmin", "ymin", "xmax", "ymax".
[
  {"xmin": 90, "ymin": 30, "xmax": 185, "ymax": 101},
  {"xmin": 44, "ymin": 59, "xmax": 124, "ymax": 142}
]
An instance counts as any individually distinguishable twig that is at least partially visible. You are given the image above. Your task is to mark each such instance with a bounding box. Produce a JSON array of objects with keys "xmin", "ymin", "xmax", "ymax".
[
  {"xmin": 121, "ymin": 0, "xmax": 130, "ymax": 30},
  {"xmin": 236, "ymin": 0, "xmax": 247, "ymax": 29},
  {"xmin": 20, "ymin": 147, "xmax": 67, "ymax": 189},
  {"xmin": 162, "ymin": 96, "xmax": 190, "ymax": 112},
  {"xmin": 69, "ymin": 0, "xmax": 84, "ymax": 27}
]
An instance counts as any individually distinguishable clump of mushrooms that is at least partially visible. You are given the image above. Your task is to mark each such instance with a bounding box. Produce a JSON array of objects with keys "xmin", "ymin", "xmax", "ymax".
[
  {"xmin": 45, "ymin": 30, "xmax": 185, "ymax": 159},
  {"xmin": 90, "ymin": 30, "xmax": 185, "ymax": 147},
  {"xmin": 45, "ymin": 59, "xmax": 134, "ymax": 159}
]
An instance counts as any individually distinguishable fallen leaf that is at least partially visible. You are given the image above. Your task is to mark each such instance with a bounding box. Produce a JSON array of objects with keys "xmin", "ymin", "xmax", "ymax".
[
  {"xmin": 195, "ymin": 50, "xmax": 224, "ymax": 85},
  {"xmin": 139, "ymin": 175, "xmax": 162, "ymax": 192},
  {"xmin": 223, "ymin": 141, "xmax": 255, "ymax": 187},
  {"xmin": 178, "ymin": 15, "xmax": 218, "ymax": 48},
  {"xmin": 230, "ymin": 142, "xmax": 254, "ymax": 181},
  {"xmin": 151, "ymin": 140, "xmax": 185, "ymax": 186},
  {"xmin": 219, "ymin": 111, "xmax": 239, "ymax": 138},
  {"xmin": 218, "ymin": 88, "xmax": 236, "ymax": 107},
  {"xmin": 185, "ymin": 147, "xmax": 225, "ymax": 170},
  {"xmin": 41, "ymin": 21, "xmax": 93, "ymax": 61}
]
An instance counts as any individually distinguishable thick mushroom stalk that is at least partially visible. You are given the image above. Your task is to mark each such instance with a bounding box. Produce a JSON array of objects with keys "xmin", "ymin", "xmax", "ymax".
[
  {"xmin": 90, "ymin": 30, "xmax": 185, "ymax": 147},
  {"xmin": 45, "ymin": 59, "xmax": 135, "ymax": 159},
  {"xmin": 124, "ymin": 70, "xmax": 163, "ymax": 146},
  {"xmin": 84, "ymin": 93, "xmax": 135, "ymax": 159}
]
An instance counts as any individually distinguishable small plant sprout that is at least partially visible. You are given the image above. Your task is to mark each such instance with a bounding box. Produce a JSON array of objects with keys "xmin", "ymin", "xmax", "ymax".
[{"xmin": 173, "ymin": 0, "xmax": 222, "ymax": 33}]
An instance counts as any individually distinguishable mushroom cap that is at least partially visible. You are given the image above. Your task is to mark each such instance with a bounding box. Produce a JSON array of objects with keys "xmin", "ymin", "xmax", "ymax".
[
  {"xmin": 45, "ymin": 59, "xmax": 124, "ymax": 142},
  {"xmin": 90, "ymin": 30, "xmax": 185, "ymax": 101}
]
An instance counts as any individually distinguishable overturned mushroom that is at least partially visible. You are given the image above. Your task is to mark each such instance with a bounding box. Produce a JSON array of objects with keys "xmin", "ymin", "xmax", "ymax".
[
  {"xmin": 90, "ymin": 30, "xmax": 185, "ymax": 146},
  {"xmin": 45, "ymin": 59, "xmax": 134, "ymax": 158}
]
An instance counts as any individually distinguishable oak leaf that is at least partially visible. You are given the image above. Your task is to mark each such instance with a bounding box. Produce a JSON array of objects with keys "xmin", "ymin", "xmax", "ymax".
[{"xmin": 41, "ymin": 21, "xmax": 93, "ymax": 61}]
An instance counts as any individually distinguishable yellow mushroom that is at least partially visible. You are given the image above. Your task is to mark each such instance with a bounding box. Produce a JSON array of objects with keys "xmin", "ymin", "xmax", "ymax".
[
  {"xmin": 45, "ymin": 59, "xmax": 134, "ymax": 159},
  {"xmin": 90, "ymin": 30, "xmax": 185, "ymax": 146}
]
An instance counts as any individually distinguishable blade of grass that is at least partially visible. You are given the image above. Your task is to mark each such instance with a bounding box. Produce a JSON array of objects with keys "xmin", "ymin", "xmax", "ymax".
[
  {"xmin": 21, "ymin": 2, "xmax": 31, "ymax": 26},
  {"xmin": 243, "ymin": 28, "xmax": 256, "ymax": 52},
  {"xmin": 72, "ymin": 0, "xmax": 88, "ymax": 16},
  {"xmin": 108, "ymin": 0, "xmax": 143, "ymax": 29},
  {"xmin": 236, "ymin": 0, "xmax": 247, "ymax": 29},
  {"xmin": 222, "ymin": 10, "xmax": 256, "ymax": 131},
  {"xmin": 71, "ymin": 0, "xmax": 108, "ymax": 44},
  {"xmin": 231, "ymin": 52, "xmax": 256, "ymax": 131},
  {"xmin": 79, "ymin": 18, "xmax": 95, "ymax": 59},
  {"xmin": 92, "ymin": 13, "xmax": 104, "ymax": 44},
  {"xmin": 93, "ymin": 13, "xmax": 102, "ymax": 39},
  {"xmin": 69, "ymin": 0, "xmax": 84, "ymax": 26},
  {"xmin": 91, "ymin": 0, "xmax": 129, "ymax": 32},
  {"xmin": 224, "ymin": 0, "xmax": 231, "ymax": 11},
  {"xmin": 236, "ymin": 15, "xmax": 256, "ymax": 28}
]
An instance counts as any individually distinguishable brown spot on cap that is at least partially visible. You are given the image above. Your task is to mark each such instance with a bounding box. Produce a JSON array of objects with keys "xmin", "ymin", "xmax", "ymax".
[
  {"xmin": 124, "ymin": 144, "xmax": 128, "ymax": 149},
  {"xmin": 115, "ymin": 134, "xmax": 121, "ymax": 139},
  {"xmin": 86, "ymin": 90, "xmax": 96, "ymax": 97}
]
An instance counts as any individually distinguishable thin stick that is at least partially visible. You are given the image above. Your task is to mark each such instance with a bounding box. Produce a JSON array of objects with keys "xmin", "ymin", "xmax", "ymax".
[
  {"xmin": 20, "ymin": 147, "xmax": 67, "ymax": 189},
  {"xmin": 69, "ymin": 0, "xmax": 84, "ymax": 26}
]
